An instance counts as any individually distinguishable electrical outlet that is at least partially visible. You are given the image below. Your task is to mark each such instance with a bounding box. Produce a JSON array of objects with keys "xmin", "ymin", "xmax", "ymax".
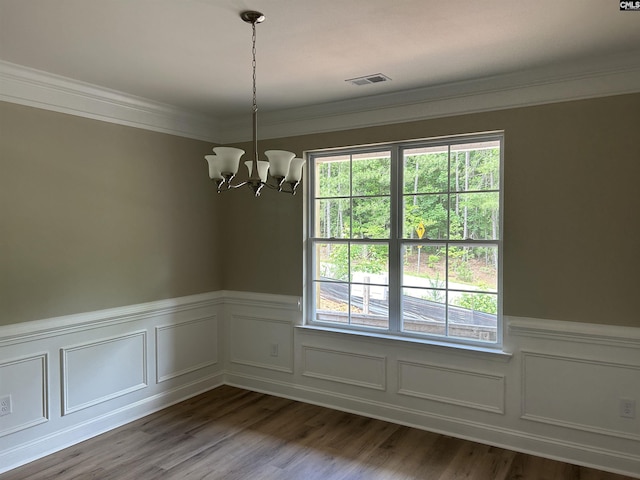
[
  {"xmin": 0, "ymin": 395, "xmax": 11, "ymax": 417},
  {"xmin": 270, "ymin": 343, "xmax": 279, "ymax": 357},
  {"xmin": 620, "ymin": 398, "xmax": 636, "ymax": 419}
]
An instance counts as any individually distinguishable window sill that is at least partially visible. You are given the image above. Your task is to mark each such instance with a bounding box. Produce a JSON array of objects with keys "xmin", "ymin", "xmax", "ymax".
[{"xmin": 296, "ymin": 325, "xmax": 512, "ymax": 360}]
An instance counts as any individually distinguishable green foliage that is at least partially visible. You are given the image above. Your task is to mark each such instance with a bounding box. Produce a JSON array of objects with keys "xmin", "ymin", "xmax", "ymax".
[
  {"xmin": 422, "ymin": 289, "xmax": 445, "ymax": 302},
  {"xmin": 427, "ymin": 272, "xmax": 445, "ymax": 290},
  {"xmin": 327, "ymin": 244, "xmax": 349, "ymax": 280},
  {"xmin": 427, "ymin": 254, "xmax": 440, "ymax": 269},
  {"xmin": 455, "ymin": 293, "xmax": 497, "ymax": 314},
  {"xmin": 447, "ymin": 247, "xmax": 473, "ymax": 283},
  {"xmin": 404, "ymin": 196, "xmax": 448, "ymax": 239},
  {"xmin": 454, "ymin": 261, "xmax": 474, "ymax": 283},
  {"xmin": 317, "ymin": 154, "xmax": 391, "ymax": 239},
  {"xmin": 315, "ymin": 144, "xmax": 499, "ymax": 291},
  {"xmin": 328, "ymin": 243, "xmax": 388, "ymax": 280},
  {"xmin": 403, "ymin": 151, "xmax": 448, "ymax": 193}
]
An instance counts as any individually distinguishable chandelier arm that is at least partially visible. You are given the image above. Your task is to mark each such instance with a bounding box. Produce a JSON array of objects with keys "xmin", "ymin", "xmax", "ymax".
[
  {"xmin": 215, "ymin": 180, "xmax": 249, "ymax": 193},
  {"xmin": 228, "ymin": 180, "xmax": 249, "ymax": 190},
  {"xmin": 280, "ymin": 181, "xmax": 300, "ymax": 195}
]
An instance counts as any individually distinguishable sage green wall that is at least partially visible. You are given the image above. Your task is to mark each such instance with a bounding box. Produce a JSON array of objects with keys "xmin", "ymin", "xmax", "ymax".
[
  {"xmin": 0, "ymin": 101, "xmax": 222, "ymax": 326},
  {"xmin": 223, "ymin": 93, "xmax": 640, "ymax": 327}
]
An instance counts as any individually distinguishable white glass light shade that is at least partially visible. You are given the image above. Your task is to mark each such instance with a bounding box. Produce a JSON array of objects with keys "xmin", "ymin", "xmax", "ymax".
[
  {"xmin": 284, "ymin": 158, "xmax": 305, "ymax": 182},
  {"xmin": 264, "ymin": 150, "xmax": 295, "ymax": 178},
  {"xmin": 245, "ymin": 160, "xmax": 270, "ymax": 182},
  {"xmin": 212, "ymin": 146, "xmax": 244, "ymax": 175},
  {"xmin": 204, "ymin": 155, "xmax": 223, "ymax": 180}
]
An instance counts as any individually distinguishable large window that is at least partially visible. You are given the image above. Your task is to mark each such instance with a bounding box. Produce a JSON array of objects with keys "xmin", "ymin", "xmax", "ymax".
[{"xmin": 306, "ymin": 133, "xmax": 503, "ymax": 346}]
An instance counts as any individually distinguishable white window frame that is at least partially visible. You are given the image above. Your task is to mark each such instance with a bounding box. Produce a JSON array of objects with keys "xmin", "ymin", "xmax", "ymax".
[{"xmin": 305, "ymin": 132, "xmax": 504, "ymax": 348}]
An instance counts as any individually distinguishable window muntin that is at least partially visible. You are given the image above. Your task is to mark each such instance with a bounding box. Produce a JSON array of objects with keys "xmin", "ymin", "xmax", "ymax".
[{"xmin": 308, "ymin": 134, "xmax": 502, "ymax": 346}]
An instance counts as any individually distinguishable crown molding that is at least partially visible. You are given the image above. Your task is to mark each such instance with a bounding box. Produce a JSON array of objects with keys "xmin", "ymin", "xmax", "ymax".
[
  {"xmin": 219, "ymin": 51, "xmax": 640, "ymax": 143},
  {"xmin": 0, "ymin": 60, "xmax": 220, "ymax": 142},
  {"xmin": 2, "ymin": 53, "xmax": 639, "ymax": 144}
]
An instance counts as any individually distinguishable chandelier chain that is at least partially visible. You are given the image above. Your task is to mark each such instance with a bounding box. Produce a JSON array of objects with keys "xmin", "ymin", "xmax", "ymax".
[{"xmin": 252, "ymin": 21, "xmax": 257, "ymax": 114}]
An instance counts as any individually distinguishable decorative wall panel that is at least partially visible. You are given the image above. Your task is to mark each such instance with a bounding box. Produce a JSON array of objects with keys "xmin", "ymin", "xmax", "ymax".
[
  {"xmin": 301, "ymin": 345, "xmax": 386, "ymax": 391},
  {"xmin": 0, "ymin": 354, "xmax": 48, "ymax": 437},
  {"xmin": 61, "ymin": 332, "xmax": 148, "ymax": 415},
  {"xmin": 398, "ymin": 360, "xmax": 505, "ymax": 414},
  {"xmin": 156, "ymin": 316, "xmax": 218, "ymax": 383},
  {"xmin": 230, "ymin": 314, "xmax": 293, "ymax": 373},
  {"xmin": 522, "ymin": 351, "xmax": 640, "ymax": 440}
]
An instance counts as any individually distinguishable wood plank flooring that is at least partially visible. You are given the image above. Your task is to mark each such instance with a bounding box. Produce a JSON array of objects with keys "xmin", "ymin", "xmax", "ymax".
[{"xmin": 2, "ymin": 385, "xmax": 636, "ymax": 480}]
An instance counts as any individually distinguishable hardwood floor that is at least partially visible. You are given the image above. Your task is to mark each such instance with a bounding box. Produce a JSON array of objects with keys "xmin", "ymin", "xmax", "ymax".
[{"xmin": 2, "ymin": 386, "xmax": 635, "ymax": 480}]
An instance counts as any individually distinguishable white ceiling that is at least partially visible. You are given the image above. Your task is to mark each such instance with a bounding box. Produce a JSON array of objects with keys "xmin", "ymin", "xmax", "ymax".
[{"xmin": 1, "ymin": 0, "xmax": 640, "ymax": 141}]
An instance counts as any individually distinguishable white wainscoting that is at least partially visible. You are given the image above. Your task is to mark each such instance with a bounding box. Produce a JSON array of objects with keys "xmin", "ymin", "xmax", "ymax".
[
  {"xmin": 0, "ymin": 354, "xmax": 48, "ymax": 438},
  {"xmin": 229, "ymin": 313, "xmax": 294, "ymax": 373},
  {"xmin": 301, "ymin": 345, "xmax": 386, "ymax": 391},
  {"xmin": 224, "ymin": 293, "xmax": 640, "ymax": 479},
  {"xmin": 2, "ymin": 291, "xmax": 639, "ymax": 478},
  {"xmin": 521, "ymin": 351, "xmax": 640, "ymax": 442},
  {"xmin": 0, "ymin": 292, "xmax": 224, "ymax": 474},
  {"xmin": 61, "ymin": 331, "xmax": 148, "ymax": 415},
  {"xmin": 397, "ymin": 360, "xmax": 505, "ymax": 414},
  {"xmin": 156, "ymin": 316, "xmax": 219, "ymax": 383}
]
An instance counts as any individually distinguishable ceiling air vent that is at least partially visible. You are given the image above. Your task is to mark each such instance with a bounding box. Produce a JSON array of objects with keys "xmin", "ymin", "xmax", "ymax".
[{"xmin": 346, "ymin": 73, "xmax": 391, "ymax": 86}]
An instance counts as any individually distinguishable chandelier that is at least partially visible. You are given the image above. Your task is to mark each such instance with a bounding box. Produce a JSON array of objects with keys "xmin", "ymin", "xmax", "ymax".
[{"xmin": 204, "ymin": 11, "xmax": 304, "ymax": 197}]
